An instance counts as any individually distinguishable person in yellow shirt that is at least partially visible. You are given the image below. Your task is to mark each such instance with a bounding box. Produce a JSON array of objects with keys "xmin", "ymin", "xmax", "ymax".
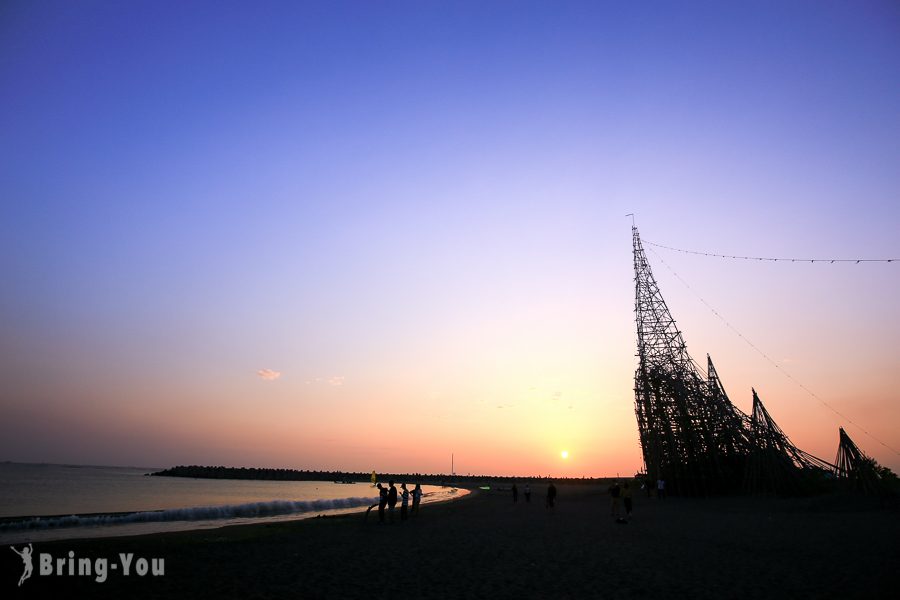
[{"xmin": 608, "ymin": 481, "xmax": 621, "ymax": 518}]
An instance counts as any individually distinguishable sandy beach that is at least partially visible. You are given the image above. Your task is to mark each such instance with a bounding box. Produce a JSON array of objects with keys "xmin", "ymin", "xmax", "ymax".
[{"xmin": 3, "ymin": 484, "xmax": 897, "ymax": 599}]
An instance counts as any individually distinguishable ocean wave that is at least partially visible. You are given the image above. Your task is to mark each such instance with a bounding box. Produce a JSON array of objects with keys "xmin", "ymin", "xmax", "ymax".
[{"xmin": 0, "ymin": 496, "xmax": 378, "ymax": 531}]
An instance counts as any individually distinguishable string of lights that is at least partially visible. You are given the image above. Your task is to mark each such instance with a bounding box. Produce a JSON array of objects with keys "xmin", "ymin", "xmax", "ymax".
[
  {"xmin": 644, "ymin": 240, "xmax": 897, "ymax": 264},
  {"xmin": 645, "ymin": 245, "xmax": 900, "ymax": 457}
]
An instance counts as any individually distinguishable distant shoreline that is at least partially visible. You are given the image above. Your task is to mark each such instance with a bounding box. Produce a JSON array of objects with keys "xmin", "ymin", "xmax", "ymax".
[
  {"xmin": 1, "ymin": 460, "xmax": 162, "ymax": 471},
  {"xmin": 151, "ymin": 464, "xmax": 628, "ymax": 484},
  {"xmin": 2, "ymin": 462, "xmax": 631, "ymax": 481}
]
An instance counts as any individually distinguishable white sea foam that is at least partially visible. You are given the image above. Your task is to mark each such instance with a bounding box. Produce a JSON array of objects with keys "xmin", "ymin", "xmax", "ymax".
[{"xmin": 0, "ymin": 496, "xmax": 378, "ymax": 531}]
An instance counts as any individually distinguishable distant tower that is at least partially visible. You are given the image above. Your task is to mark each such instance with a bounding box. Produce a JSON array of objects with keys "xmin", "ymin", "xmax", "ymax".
[{"xmin": 632, "ymin": 226, "xmax": 748, "ymax": 494}]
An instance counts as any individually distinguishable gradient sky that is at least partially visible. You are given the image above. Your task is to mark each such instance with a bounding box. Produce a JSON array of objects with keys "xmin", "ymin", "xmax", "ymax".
[{"xmin": 1, "ymin": 1, "xmax": 898, "ymax": 476}]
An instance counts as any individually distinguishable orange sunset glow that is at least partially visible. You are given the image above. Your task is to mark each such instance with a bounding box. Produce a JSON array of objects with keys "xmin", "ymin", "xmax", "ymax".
[{"xmin": 1, "ymin": 2, "xmax": 898, "ymax": 480}]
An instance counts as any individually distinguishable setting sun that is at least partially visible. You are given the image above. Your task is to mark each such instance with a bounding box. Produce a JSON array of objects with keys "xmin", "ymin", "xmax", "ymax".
[{"xmin": 561, "ymin": 450, "xmax": 569, "ymax": 459}]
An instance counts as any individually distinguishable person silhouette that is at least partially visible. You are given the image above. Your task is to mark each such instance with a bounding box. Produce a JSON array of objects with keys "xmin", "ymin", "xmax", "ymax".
[
  {"xmin": 609, "ymin": 480, "xmax": 622, "ymax": 518},
  {"xmin": 524, "ymin": 484, "xmax": 531, "ymax": 503},
  {"xmin": 412, "ymin": 483, "xmax": 423, "ymax": 516},
  {"xmin": 400, "ymin": 483, "xmax": 410, "ymax": 521},
  {"xmin": 377, "ymin": 483, "xmax": 387, "ymax": 523},
  {"xmin": 387, "ymin": 480, "xmax": 398, "ymax": 522},
  {"xmin": 546, "ymin": 482, "xmax": 557, "ymax": 509},
  {"xmin": 623, "ymin": 482, "xmax": 633, "ymax": 520},
  {"xmin": 11, "ymin": 543, "xmax": 33, "ymax": 587}
]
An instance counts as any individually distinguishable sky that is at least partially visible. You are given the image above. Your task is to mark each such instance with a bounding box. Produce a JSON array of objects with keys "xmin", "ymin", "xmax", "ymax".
[{"xmin": 1, "ymin": 1, "xmax": 898, "ymax": 476}]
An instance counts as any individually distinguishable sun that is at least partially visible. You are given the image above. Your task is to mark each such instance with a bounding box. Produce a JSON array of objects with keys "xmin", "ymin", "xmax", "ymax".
[{"xmin": 560, "ymin": 450, "xmax": 569, "ymax": 459}]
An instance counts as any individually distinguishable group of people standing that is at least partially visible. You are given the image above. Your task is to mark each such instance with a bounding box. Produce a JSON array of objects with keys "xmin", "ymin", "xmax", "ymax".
[
  {"xmin": 639, "ymin": 476, "xmax": 666, "ymax": 499},
  {"xmin": 611, "ymin": 477, "xmax": 668, "ymax": 522},
  {"xmin": 376, "ymin": 481, "xmax": 422, "ymax": 523},
  {"xmin": 608, "ymin": 480, "xmax": 633, "ymax": 522},
  {"xmin": 505, "ymin": 478, "xmax": 665, "ymax": 522},
  {"xmin": 509, "ymin": 482, "xmax": 557, "ymax": 508}
]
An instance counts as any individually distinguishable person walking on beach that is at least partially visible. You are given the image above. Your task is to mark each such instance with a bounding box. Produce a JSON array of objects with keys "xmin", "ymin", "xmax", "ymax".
[
  {"xmin": 623, "ymin": 482, "xmax": 633, "ymax": 520},
  {"xmin": 412, "ymin": 483, "xmax": 422, "ymax": 516},
  {"xmin": 609, "ymin": 480, "xmax": 621, "ymax": 518},
  {"xmin": 546, "ymin": 481, "xmax": 557, "ymax": 509},
  {"xmin": 524, "ymin": 484, "xmax": 531, "ymax": 503},
  {"xmin": 377, "ymin": 483, "xmax": 387, "ymax": 523},
  {"xmin": 512, "ymin": 483, "xmax": 518, "ymax": 503},
  {"xmin": 388, "ymin": 480, "xmax": 398, "ymax": 522},
  {"xmin": 400, "ymin": 483, "xmax": 410, "ymax": 521},
  {"xmin": 657, "ymin": 478, "xmax": 666, "ymax": 500}
]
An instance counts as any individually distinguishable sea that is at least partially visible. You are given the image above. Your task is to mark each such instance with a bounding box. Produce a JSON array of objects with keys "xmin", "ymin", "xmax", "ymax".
[{"xmin": 0, "ymin": 462, "xmax": 462, "ymax": 544}]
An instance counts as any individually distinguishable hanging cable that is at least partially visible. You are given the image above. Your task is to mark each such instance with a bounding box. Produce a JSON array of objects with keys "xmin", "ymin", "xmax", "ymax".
[
  {"xmin": 644, "ymin": 240, "xmax": 898, "ymax": 264},
  {"xmin": 645, "ymin": 245, "xmax": 900, "ymax": 457}
]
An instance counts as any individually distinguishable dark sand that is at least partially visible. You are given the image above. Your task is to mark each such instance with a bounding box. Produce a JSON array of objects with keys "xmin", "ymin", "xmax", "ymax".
[{"xmin": 3, "ymin": 485, "xmax": 897, "ymax": 599}]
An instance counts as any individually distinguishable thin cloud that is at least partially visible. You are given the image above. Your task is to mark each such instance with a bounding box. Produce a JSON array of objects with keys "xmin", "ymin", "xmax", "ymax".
[{"xmin": 257, "ymin": 369, "xmax": 282, "ymax": 381}]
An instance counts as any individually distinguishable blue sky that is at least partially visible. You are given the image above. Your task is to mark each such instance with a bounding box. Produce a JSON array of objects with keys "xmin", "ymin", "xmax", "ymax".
[{"xmin": 1, "ymin": 1, "xmax": 898, "ymax": 473}]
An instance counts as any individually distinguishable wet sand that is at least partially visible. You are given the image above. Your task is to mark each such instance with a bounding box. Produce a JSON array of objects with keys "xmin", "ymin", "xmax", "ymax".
[{"xmin": 3, "ymin": 484, "xmax": 897, "ymax": 599}]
